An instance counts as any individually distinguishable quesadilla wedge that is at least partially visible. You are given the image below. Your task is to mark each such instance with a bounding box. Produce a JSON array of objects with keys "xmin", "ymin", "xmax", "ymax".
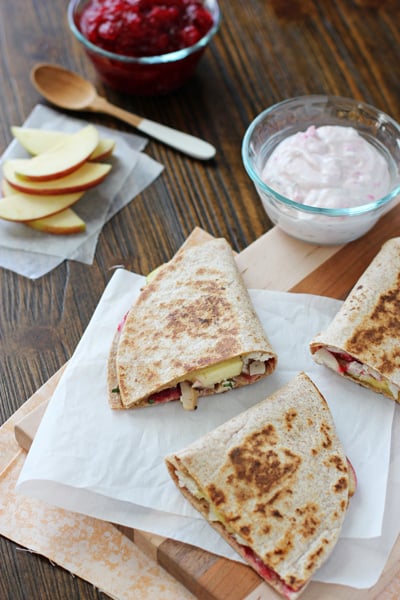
[
  {"xmin": 108, "ymin": 236, "xmax": 277, "ymax": 410},
  {"xmin": 310, "ymin": 237, "xmax": 400, "ymax": 403},
  {"xmin": 165, "ymin": 372, "xmax": 356, "ymax": 599}
]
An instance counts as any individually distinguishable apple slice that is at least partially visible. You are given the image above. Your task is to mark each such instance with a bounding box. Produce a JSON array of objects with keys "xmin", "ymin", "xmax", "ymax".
[
  {"xmin": 1, "ymin": 178, "xmax": 13, "ymax": 196},
  {"xmin": 13, "ymin": 125, "xmax": 99, "ymax": 181},
  {"xmin": 27, "ymin": 209, "xmax": 86, "ymax": 234},
  {"xmin": 11, "ymin": 126, "xmax": 115, "ymax": 160},
  {"xmin": 91, "ymin": 137, "xmax": 116, "ymax": 160},
  {"xmin": 4, "ymin": 160, "xmax": 111, "ymax": 195},
  {"xmin": 0, "ymin": 190, "xmax": 84, "ymax": 222},
  {"xmin": 2, "ymin": 176, "xmax": 86, "ymax": 235}
]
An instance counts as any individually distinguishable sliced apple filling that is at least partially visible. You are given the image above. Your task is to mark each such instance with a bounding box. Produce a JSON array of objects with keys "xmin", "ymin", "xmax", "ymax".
[
  {"xmin": 313, "ymin": 347, "xmax": 400, "ymax": 401},
  {"xmin": 145, "ymin": 353, "xmax": 272, "ymax": 410}
]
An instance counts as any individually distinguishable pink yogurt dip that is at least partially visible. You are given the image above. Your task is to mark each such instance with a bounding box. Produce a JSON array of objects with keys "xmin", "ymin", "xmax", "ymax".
[{"xmin": 261, "ymin": 125, "xmax": 391, "ymax": 209}]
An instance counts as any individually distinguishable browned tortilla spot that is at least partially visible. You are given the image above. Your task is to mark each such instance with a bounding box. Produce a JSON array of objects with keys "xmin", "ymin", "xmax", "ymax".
[
  {"xmin": 325, "ymin": 454, "xmax": 347, "ymax": 472},
  {"xmin": 265, "ymin": 530, "xmax": 295, "ymax": 566},
  {"xmin": 334, "ymin": 477, "xmax": 348, "ymax": 493},
  {"xmin": 229, "ymin": 442, "xmax": 301, "ymax": 498},
  {"xmin": 207, "ymin": 484, "xmax": 225, "ymax": 506},
  {"xmin": 295, "ymin": 503, "xmax": 321, "ymax": 538},
  {"xmin": 320, "ymin": 422, "xmax": 332, "ymax": 448},
  {"xmin": 285, "ymin": 408, "xmax": 298, "ymax": 430},
  {"xmin": 263, "ymin": 525, "xmax": 271, "ymax": 535},
  {"xmin": 240, "ymin": 525, "xmax": 252, "ymax": 539},
  {"xmin": 255, "ymin": 503, "xmax": 267, "ymax": 515},
  {"xmin": 306, "ymin": 544, "xmax": 325, "ymax": 572},
  {"xmin": 266, "ymin": 488, "xmax": 292, "ymax": 506}
]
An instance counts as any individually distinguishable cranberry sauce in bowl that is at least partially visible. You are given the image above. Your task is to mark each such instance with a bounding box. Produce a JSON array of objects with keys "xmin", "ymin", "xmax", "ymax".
[{"xmin": 68, "ymin": 0, "xmax": 221, "ymax": 95}]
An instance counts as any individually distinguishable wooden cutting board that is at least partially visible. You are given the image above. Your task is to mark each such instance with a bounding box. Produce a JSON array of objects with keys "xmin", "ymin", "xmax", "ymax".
[{"xmin": 14, "ymin": 204, "xmax": 400, "ymax": 600}]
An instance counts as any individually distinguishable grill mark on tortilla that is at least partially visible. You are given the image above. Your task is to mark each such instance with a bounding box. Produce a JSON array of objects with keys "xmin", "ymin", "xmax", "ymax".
[
  {"xmin": 164, "ymin": 287, "xmax": 234, "ymax": 334},
  {"xmin": 334, "ymin": 477, "xmax": 348, "ymax": 494},
  {"xmin": 207, "ymin": 484, "xmax": 226, "ymax": 506},
  {"xmin": 285, "ymin": 408, "xmax": 298, "ymax": 430},
  {"xmin": 228, "ymin": 439, "xmax": 301, "ymax": 498},
  {"xmin": 319, "ymin": 422, "xmax": 332, "ymax": 449},
  {"xmin": 305, "ymin": 538, "xmax": 330, "ymax": 574},
  {"xmin": 345, "ymin": 272, "xmax": 400, "ymax": 375},
  {"xmin": 264, "ymin": 529, "xmax": 295, "ymax": 568},
  {"xmin": 295, "ymin": 503, "xmax": 321, "ymax": 538},
  {"xmin": 266, "ymin": 488, "xmax": 293, "ymax": 506},
  {"xmin": 324, "ymin": 454, "xmax": 347, "ymax": 472}
]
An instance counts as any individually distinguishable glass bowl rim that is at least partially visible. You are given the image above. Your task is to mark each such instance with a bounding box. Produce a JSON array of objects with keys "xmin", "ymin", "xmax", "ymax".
[
  {"xmin": 67, "ymin": 0, "xmax": 221, "ymax": 65},
  {"xmin": 241, "ymin": 94, "xmax": 400, "ymax": 218}
]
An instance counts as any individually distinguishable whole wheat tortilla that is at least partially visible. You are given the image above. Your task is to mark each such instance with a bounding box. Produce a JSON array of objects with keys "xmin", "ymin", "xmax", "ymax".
[
  {"xmin": 165, "ymin": 372, "xmax": 351, "ymax": 598},
  {"xmin": 111, "ymin": 236, "xmax": 277, "ymax": 409},
  {"xmin": 107, "ymin": 327, "xmax": 123, "ymax": 409},
  {"xmin": 310, "ymin": 237, "xmax": 400, "ymax": 399}
]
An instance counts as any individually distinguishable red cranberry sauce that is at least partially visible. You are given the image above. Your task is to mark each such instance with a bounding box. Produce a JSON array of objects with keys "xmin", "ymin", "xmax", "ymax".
[{"xmin": 80, "ymin": 0, "xmax": 214, "ymax": 57}]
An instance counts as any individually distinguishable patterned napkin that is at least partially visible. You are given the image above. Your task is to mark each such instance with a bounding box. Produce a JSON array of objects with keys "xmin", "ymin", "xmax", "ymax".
[{"xmin": 0, "ymin": 391, "xmax": 193, "ymax": 600}]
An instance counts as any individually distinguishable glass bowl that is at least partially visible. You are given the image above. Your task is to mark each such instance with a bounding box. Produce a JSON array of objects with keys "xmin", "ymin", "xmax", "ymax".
[
  {"xmin": 67, "ymin": 0, "xmax": 221, "ymax": 96},
  {"xmin": 242, "ymin": 95, "xmax": 400, "ymax": 245}
]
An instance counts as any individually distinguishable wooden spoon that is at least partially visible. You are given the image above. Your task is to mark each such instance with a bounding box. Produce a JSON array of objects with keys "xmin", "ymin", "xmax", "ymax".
[{"xmin": 30, "ymin": 63, "xmax": 216, "ymax": 160}]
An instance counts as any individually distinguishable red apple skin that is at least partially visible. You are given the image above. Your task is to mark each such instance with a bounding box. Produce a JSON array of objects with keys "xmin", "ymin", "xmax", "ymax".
[
  {"xmin": 89, "ymin": 139, "xmax": 116, "ymax": 161},
  {"xmin": 4, "ymin": 161, "xmax": 111, "ymax": 196},
  {"xmin": 3, "ymin": 168, "xmax": 86, "ymax": 235},
  {"xmin": 15, "ymin": 158, "xmax": 89, "ymax": 182},
  {"xmin": 0, "ymin": 191, "xmax": 84, "ymax": 222},
  {"xmin": 11, "ymin": 126, "xmax": 115, "ymax": 162},
  {"xmin": 12, "ymin": 125, "xmax": 99, "ymax": 182},
  {"xmin": 347, "ymin": 457, "xmax": 357, "ymax": 498},
  {"xmin": 26, "ymin": 209, "xmax": 86, "ymax": 235}
]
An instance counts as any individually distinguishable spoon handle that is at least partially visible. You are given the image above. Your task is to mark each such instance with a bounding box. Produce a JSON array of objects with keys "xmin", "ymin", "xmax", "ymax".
[{"xmin": 91, "ymin": 96, "xmax": 216, "ymax": 160}]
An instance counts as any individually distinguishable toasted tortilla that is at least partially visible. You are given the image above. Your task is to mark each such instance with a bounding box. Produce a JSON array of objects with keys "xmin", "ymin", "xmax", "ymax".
[
  {"xmin": 109, "ymin": 236, "xmax": 277, "ymax": 409},
  {"xmin": 107, "ymin": 327, "xmax": 124, "ymax": 409},
  {"xmin": 310, "ymin": 237, "xmax": 400, "ymax": 403},
  {"xmin": 165, "ymin": 372, "xmax": 353, "ymax": 599}
]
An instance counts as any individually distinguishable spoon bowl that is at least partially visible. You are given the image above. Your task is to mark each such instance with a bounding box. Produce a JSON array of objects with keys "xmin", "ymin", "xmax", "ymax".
[
  {"xmin": 31, "ymin": 64, "xmax": 97, "ymax": 111},
  {"xmin": 30, "ymin": 64, "xmax": 216, "ymax": 160}
]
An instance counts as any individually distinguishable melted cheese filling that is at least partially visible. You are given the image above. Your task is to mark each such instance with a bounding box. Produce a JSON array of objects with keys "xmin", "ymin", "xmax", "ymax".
[{"xmin": 148, "ymin": 353, "xmax": 274, "ymax": 410}]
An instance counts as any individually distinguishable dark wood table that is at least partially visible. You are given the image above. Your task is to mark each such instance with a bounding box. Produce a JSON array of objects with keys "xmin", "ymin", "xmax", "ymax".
[{"xmin": 1, "ymin": 1, "xmax": 399, "ymax": 598}]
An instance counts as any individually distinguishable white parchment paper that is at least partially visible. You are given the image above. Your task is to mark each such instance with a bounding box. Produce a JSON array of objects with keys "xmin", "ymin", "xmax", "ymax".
[
  {"xmin": 17, "ymin": 269, "xmax": 396, "ymax": 588},
  {"xmin": 0, "ymin": 105, "xmax": 164, "ymax": 278}
]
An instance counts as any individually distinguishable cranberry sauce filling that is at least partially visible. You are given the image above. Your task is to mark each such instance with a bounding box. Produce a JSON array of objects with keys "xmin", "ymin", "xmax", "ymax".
[
  {"xmin": 242, "ymin": 545, "xmax": 299, "ymax": 599},
  {"xmin": 80, "ymin": 0, "xmax": 214, "ymax": 57}
]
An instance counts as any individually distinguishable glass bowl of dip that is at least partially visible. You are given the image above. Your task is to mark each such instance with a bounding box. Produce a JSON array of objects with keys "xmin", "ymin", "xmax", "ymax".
[
  {"xmin": 67, "ymin": 0, "xmax": 221, "ymax": 96},
  {"xmin": 242, "ymin": 95, "xmax": 400, "ymax": 245}
]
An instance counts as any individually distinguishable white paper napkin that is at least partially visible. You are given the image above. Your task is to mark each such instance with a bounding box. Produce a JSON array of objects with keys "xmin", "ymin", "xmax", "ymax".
[
  {"xmin": 16, "ymin": 269, "xmax": 396, "ymax": 588},
  {"xmin": 0, "ymin": 105, "xmax": 164, "ymax": 278}
]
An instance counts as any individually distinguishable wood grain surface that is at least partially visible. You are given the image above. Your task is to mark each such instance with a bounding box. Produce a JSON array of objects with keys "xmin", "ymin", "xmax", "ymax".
[{"xmin": 1, "ymin": 0, "xmax": 399, "ymax": 599}]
